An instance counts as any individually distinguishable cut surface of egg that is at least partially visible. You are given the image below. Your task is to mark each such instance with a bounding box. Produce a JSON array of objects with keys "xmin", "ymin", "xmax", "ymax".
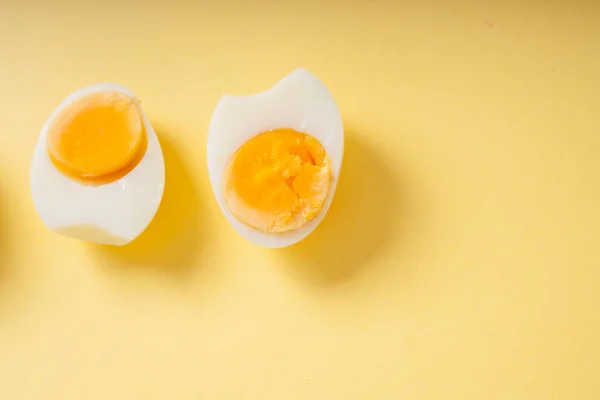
[
  {"xmin": 207, "ymin": 68, "xmax": 344, "ymax": 248},
  {"xmin": 31, "ymin": 83, "xmax": 165, "ymax": 245}
]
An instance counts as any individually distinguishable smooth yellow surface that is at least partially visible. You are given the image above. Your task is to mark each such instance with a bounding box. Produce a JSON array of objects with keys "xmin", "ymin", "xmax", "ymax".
[
  {"xmin": 1, "ymin": 1, "xmax": 599, "ymax": 399},
  {"xmin": 47, "ymin": 91, "xmax": 146, "ymax": 185}
]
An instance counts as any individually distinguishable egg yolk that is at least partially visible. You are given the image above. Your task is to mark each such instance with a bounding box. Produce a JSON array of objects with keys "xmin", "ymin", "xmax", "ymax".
[
  {"xmin": 46, "ymin": 91, "xmax": 147, "ymax": 185},
  {"xmin": 224, "ymin": 129, "xmax": 331, "ymax": 233}
]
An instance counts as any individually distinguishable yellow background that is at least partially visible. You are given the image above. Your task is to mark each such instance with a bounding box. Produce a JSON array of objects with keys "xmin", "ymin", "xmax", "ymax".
[{"xmin": 1, "ymin": 1, "xmax": 599, "ymax": 398}]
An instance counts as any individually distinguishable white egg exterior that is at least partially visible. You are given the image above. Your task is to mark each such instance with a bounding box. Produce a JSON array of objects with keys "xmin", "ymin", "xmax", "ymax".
[
  {"xmin": 30, "ymin": 83, "xmax": 165, "ymax": 246},
  {"xmin": 207, "ymin": 68, "xmax": 344, "ymax": 248}
]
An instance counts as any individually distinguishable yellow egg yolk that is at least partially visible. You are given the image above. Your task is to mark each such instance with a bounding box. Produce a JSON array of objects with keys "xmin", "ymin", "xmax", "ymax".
[
  {"xmin": 224, "ymin": 129, "xmax": 331, "ymax": 233},
  {"xmin": 46, "ymin": 91, "xmax": 147, "ymax": 185}
]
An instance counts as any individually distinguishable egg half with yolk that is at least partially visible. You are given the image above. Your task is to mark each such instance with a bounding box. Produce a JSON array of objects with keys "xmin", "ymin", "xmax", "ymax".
[
  {"xmin": 30, "ymin": 83, "xmax": 165, "ymax": 245},
  {"xmin": 207, "ymin": 68, "xmax": 344, "ymax": 248}
]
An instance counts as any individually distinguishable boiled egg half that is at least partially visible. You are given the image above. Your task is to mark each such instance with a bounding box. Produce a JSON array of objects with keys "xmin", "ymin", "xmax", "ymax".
[
  {"xmin": 207, "ymin": 68, "xmax": 344, "ymax": 248},
  {"xmin": 30, "ymin": 83, "xmax": 165, "ymax": 246}
]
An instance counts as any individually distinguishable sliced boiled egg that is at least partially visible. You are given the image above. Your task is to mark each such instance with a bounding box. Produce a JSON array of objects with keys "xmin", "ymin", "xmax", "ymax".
[
  {"xmin": 30, "ymin": 83, "xmax": 165, "ymax": 246},
  {"xmin": 207, "ymin": 68, "xmax": 344, "ymax": 248}
]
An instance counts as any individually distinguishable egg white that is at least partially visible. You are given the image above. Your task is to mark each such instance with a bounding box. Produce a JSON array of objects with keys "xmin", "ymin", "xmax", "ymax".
[
  {"xmin": 207, "ymin": 68, "xmax": 344, "ymax": 248},
  {"xmin": 30, "ymin": 83, "xmax": 165, "ymax": 246}
]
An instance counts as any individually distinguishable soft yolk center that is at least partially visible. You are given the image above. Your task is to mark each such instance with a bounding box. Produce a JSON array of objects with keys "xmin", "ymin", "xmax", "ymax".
[
  {"xmin": 46, "ymin": 91, "xmax": 147, "ymax": 185},
  {"xmin": 224, "ymin": 129, "xmax": 331, "ymax": 233}
]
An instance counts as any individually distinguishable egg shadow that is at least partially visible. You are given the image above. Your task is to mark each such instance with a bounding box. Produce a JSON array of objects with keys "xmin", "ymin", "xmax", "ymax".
[
  {"xmin": 0, "ymin": 192, "xmax": 16, "ymax": 315},
  {"xmin": 0, "ymin": 196, "xmax": 6, "ymax": 289},
  {"xmin": 92, "ymin": 130, "xmax": 203, "ymax": 278},
  {"xmin": 278, "ymin": 131, "xmax": 404, "ymax": 286}
]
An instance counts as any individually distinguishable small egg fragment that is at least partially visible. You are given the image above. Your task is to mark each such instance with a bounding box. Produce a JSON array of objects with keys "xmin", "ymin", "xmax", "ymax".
[
  {"xmin": 207, "ymin": 68, "xmax": 344, "ymax": 248},
  {"xmin": 30, "ymin": 83, "xmax": 165, "ymax": 246}
]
